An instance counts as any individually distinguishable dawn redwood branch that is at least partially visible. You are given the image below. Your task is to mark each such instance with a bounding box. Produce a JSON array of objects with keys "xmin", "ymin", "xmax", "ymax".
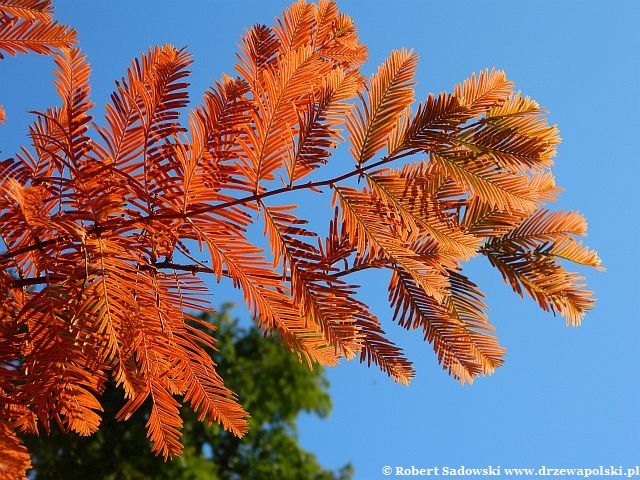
[
  {"xmin": 0, "ymin": 237, "xmax": 64, "ymax": 264},
  {"xmin": 9, "ymin": 262, "xmax": 283, "ymax": 289},
  {"xmin": 147, "ymin": 261, "xmax": 216, "ymax": 274},
  {"xmin": 7, "ymin": 260, "xmax": 377, "ymax": 289},
  {"xmin": 106, "ymin": 151, "xmax": 412, "ymax": 229},
  {"xmin": 0, "ymin": 151, "xmax": 413, "ymax": 263},
  {"xmin": 147, "ymin": 261, "xmax": 283, "ymax": 281},
  {"xmin": 11, "ymin": 274, "xmax": 64, "ymax": 288},
  {"xmin": 330, "ymin": 261, "xmax": 389, "ymax": 279}
]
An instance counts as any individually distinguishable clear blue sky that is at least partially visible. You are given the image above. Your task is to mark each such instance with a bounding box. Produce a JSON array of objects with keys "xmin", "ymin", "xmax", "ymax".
[{"xmin": 2, "ymin": 1, "xmax": 639, "ymax": 478}]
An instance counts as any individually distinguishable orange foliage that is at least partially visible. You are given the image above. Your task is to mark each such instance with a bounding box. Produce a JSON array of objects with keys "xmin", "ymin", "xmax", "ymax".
[{"xmin": 0, "ymin": 0, "xmax": 601, "ymax": 477}]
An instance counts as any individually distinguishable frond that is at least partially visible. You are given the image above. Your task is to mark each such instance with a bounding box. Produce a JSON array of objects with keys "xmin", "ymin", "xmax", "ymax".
[
  {"xmin": 346, "ymin": 48, "xmax": 417, "ymax": 165},
  {"xmin": 261, "ymin": 203, "xmax": 362, "ymax": 357},
  {"xmin": 13, "ymin": 240, "xmax": 107, "ymax": 435},
  {"xmin": 147, "ymin": 382, "xmax": 184, "ymax": 460},
  {"xmin": 487, "ymin": 208, "xmax": 592, "ymax": 248},
  {"xmin": 453, "ymin": 68, "xmax": 513, "ymax": 116},
  {"xmin": 389, "ymin": 269, "xmax": 505, "ymax": 384},
  {"xmin": 153, "ymin": 78, "xmax": 253, "ymax": 243},
  {"xmin": 0, "ymin": 420, "xmax": 31, "ymax": 480},
  {"xmin": 0, "ymin": 14, "xmax": 75, "ymax": 58},
  {"xmin": 333, "ymin": 185, "xmax": 452, "ymax": 302},
  {"xmin": 50, "ymin": 47, "xmax": 93, "ymax": 170},
  {"xmin": 475, "ymin": 92, "xmax": 561, "ymax": 172},
  {"xmin": 546, "ymin": 238, "xmax": 603, "ymax": 269},
  {"xmin": 0, "ymin": 0, "xmax": 52, "ymax": 22},
  {"xmin": 311, "ymin": 0, "xmax": 338, "ymax": 50},
  {"xmin": 388, "ymin": 74, "xmax": 558, "ymax": 180},
  {"xmin": 321, "ymin": 206, "xmax": 357, "ymax": 268},
  {"xmin": 430, "ymin": 152, "xmax": 550, "ymax": 213},
  {"xmin": 235, "ymin": 1, "xmax": 367, "ymax": 190},
  {"xmin": 55, "ymin": 374, "xmax": 104, "ymax": 436},
  {"xmin": 484, "ymin": 245, "xmax": 596, "ymax": 326},
  {"xmin": 386, "ymin": 69, "xmax": 514, "ymax": 164},
  {"xmin": 273, "ymin": 0, "xmax": 316, "ymax": 53},
  {"xmin": 112, "ymin": 270, "xmax": 210, "ymax": 458},
  {"xmin": 387, "ymin": 92, "xmax": 464, "ymax": 157},
  {"xmin": 190, "ymin": 75, "xmax": 252, "ymax": 188},
  {"xmin": 77, "ymin": 238, "xmax": 148, "ymax": 397},
  {"xmin": 0, "ymin": 158, "xmax": 30, "ymax": 189},
  {"xmin": 454, "ymin": 101, "xmax": 560, "ymax": 174},
  {"xmin": 94, "ymin": 45, "xmax": 191, "ymax": 177},
  {"xmin": 0, "ymin": 177, "xmax": 109, "ymax": 438},
  {"xmin": 187, "ymin": 216, "xmax": 340, "ymax": 367},
  {"xmin": 0, "ymin": 178, "xmax": 57, "ymax": 278},
  {"xmin": 176, "ymin": 346, "xmax": 249, "ymax": 437},
  {"xmin": 0, "ymin": 279, "xmax": 33, "ymax": 450},
  {"xmin": 367, "ymin": 162, "xmax": 482, "ymax": 260},
  {"xmin": 288, "ymin": 67, "xmax": 362, "ymax": 184},
  {"xmin": 22, "ymin": 106, "xmax": 63, "ymax": 179},
  {"xmin": 315, "ymin": 11, "xmax": 367, "ymax": 67},
  {"xmin": 461, "ymin": 195, "xmax": 528, "ymax": 238},
  {"xmin": 105, "ymin": 271, "xmax": 207, "ymax": 461},
  {"xmin": 18, "ymin": 301, "xmax": 106, "ymax": 436},
  {"xmin": 239, "ymin": 45, "xmax": 324, "ymax": 189},
  {"xmin": 354, "ymin": 302, "xmax": 415, "ymax": 384},
  {"xmin": 235, "ymin": 24, "xmax": 281, "ymax": 89},
  {"xmin": 483, "ymin": 208, "xmax": 601, "ymax": 325}
]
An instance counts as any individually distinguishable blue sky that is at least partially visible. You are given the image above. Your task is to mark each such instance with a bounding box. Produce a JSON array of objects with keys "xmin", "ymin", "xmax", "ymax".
[{"xmin": 2, "ymin": 1, "xmax": 639, "ymax": 478}]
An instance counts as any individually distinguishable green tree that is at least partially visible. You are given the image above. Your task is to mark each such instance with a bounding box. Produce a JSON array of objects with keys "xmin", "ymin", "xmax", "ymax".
[{"xmin": 23, "ymin": 306, "xmax": 353, "ymax": 480}]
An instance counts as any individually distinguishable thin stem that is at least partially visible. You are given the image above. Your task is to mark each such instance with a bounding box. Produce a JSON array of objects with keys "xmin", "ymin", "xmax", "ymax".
[
  {"xmin": 146, "ymin": 261, "xmax": 285, "ymax": 281},
  {"xmin": 9, "ymin": 262, "xmax": 283, "ymax": 289},
  {"xmin": 330, "ymin": 261, "xmax": 387, "ymax": 279}
]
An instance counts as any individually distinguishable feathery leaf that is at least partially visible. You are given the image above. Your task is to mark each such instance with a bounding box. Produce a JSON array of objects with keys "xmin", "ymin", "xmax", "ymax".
[{"xmin": 347, "ymin": 48, "xmax": 417, "ymax": 164}]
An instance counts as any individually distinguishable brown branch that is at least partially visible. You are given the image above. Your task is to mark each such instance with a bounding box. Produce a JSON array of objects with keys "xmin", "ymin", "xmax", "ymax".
[
  {"xmin": 147, "ymin": 261, "xmax": 216, "ymax": 275},
  {"xmin": 8, "ymin": 262, "xmax": 284, "ymax": 289},
  {"xmin": 145, "ymin": 261, "xmax": 288, "ymax": 282},
  {"xmin": 11, "ymin": 274, "xmax": 65, "ymax": 288},
  {"xmin": 9, "ymin": 257, "xmax": 388, "ymax": 290},
  {"xmin": 0, "ymin": 151, "xmax": 414, "ymax": 263},
  {"xmin": 106, "ymin": 151, "xmax": 413, "ymax": 229},
  {"xmin": 330, "ymin": 261, "xmax": 388, "ymax": 279}
]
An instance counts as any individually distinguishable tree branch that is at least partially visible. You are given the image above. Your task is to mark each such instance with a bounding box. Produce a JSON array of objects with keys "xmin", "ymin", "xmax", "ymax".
[
  {"xmin": 11, "ymin": 274, "xmax": 64, "ymax": 288},
  {"xmin": 0, "ymin": 151, "xmax": 413, "ymax": 263},
  {"xmin": 146, "ymin": 261, "xmax": 285, "ymax": 281},
  {"xmin": 9, "ymin": 262, "xmax": 285, "ymax": 289},
  {"xmin": 330, "ymin": 261, "xmax": 388, "ymax": 279}
]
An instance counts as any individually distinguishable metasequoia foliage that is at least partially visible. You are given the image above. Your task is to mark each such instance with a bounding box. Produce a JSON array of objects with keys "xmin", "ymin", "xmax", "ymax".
[
  {"xmin": 0, "ymin": 0, "xmax": 602, "ymax": 478},
  {"xmin": 0, "ymin": 0, "xmax": 76, "ymax": 128},
  {"xmin": 0, "ymin": 2, "xmax": 76, "ymax": 477},
  {"xmin": 0, "ymin": 0, "xmax": 74, "ymax": 59}
]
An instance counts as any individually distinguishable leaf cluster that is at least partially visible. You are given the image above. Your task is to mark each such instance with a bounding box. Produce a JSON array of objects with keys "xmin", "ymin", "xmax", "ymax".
[{"xmin": 0, "ymin": 0, "xmax": 601, "ymax": 477}]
